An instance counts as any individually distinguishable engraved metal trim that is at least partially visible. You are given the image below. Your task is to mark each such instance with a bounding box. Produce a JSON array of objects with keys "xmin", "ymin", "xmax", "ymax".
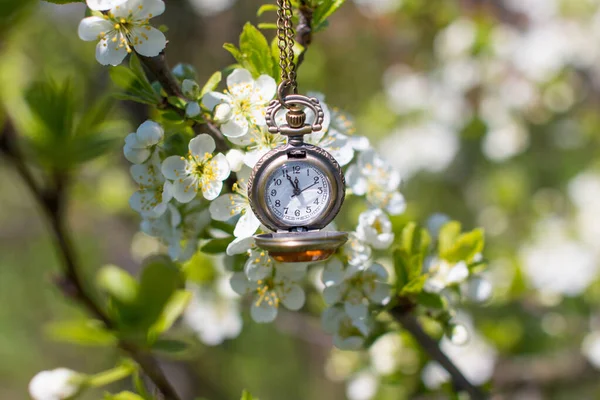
[
  {"xmin": 247, "ymin": 142, "xmax": 346, "ymax": 232},
  {"xmin": 265, "ymin": 95, "xmax": 325, "ymax": 136}
]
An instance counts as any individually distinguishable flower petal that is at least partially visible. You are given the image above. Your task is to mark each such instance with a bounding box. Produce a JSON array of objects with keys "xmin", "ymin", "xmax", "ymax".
[
  {"xmin": 280, "ymin": 284, "xmax": 305, "ymax": 310},
  {"xmin": 95, "ymin": 36, "xmax": 128, "ymax": 66},
  {"xmin": 230, "ymin": 272, "xmax": 251, "ymax": 295},
  {"xmin": 322, "ymin": 257, "xmax": 345, "ymax": 286},
  {"xmin": 323, "ymin": 285, "xmax": 342, "ymax": 305},
  {"xmin": 78, "ymin": 16, "xmax": 113, "ymax": 41},
  {"xmin": 234, "ymin": 210, "xmax": 261, "ymax": 238},
  {"xmin": 133, "ymin": 0, "xmax": 165, "ymax": 19},
  {"xmin": 136, "ymin": 120, "xmax": 163, "ymax": 146},
  {"xmin": 209, "ymin": 194, "xmax": 237, "ymax": 221},
  {"xmin": 202, "ymin": 91, "xmax": 229, "ymax": 110},
  {"xmin": 250, "ymin": 296, "xmax": 278, "ymax": 323},
  {"xmin": 212, "ymin": 153, "xmax": 231, "ymax": 181},
  {"xmin": 226, "ymin": 149, "xmax": 245, "ymax": 172},
  {"xmin": 132, "ymin": 26, "xmax": 166, "ymax": 57},
  {"xmin": 227, "ymin": 68, "xmax": 254, "ymax": 95},
  {"xmin": 124, "ymin": 146, "xmax": 150, "ymax": 164},
  {"xmin": 202, "ymin": 179, "xmax": 223, "ymax": 201},
  {"xmin": 86, "ymin": 0, "xmax": 128, "ymax": 11},
  {"xmin": 344, "ymin": 300, "xmax": 368, "ymax": 321},
  {"xmin": 221, "ymin": 117, "xmax": 248, "ymax": 138},
  {"xmin": 173, "ymin": 176, "xmax": 198, "ymax": 203},
  {"xmin": 226, "ymin": 236, "xmax": 255, "ymax": 256},
  {"xmin": 254, "ymin": 74, "xmax": 276, "ymax": 102},
  {"xmin": 161, "ymin": 156, "xmax": 187, "ymax": 180},
  {"xmin": 366, "ymin": 282, "xmax": 391, "ymax": 304},
  {"xmin": 189, "ymin": 134, "xmax": 216, "ymax": 156}
]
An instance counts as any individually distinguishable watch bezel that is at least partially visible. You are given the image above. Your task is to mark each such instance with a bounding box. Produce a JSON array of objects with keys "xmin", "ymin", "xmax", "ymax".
[{"xmin": 247, "ymin": 141, "xmax": 345, "ymax": 232}]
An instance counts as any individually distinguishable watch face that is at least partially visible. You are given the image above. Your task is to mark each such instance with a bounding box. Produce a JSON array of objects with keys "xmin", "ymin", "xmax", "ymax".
[{"xmin": 264, "ymin": 160, "xmax": 331, "ymax": 225}]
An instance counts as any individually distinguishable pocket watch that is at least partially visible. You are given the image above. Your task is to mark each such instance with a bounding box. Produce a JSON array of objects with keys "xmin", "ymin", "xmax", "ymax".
[{"xmin": 247, "ymin": 94, "xmax": 348, "ymax": 262}]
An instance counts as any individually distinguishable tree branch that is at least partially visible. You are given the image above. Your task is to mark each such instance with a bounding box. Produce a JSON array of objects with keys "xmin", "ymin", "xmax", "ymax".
[
  {"xmin": 0, "ymin": 120, "xmax": 182, "ymax": 400},
  {"xmin": 296, "ymin": 0, "xmax": 314, "ymax": 69},
  {"xmin": 391, "ymin": 307, "xmax": 489, "ymax": 400}
]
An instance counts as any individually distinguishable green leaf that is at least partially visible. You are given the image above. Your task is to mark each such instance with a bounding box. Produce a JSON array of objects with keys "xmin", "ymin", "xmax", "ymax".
[
  {"xmin": 151, "ymin": 339, "xmax": 189, "ymax": 353},
  {"xmin": 226, "ymin": 23, "xmax": 274, "ymax": 77},
  {"xmin": 400, "ymin": 222, "xmax": 431, "ymax": 256},
  {"xmin": 447, "ymin": 228, "xmax": 485, "ymax": 263},
  {"xmin": 210, "ymin": 220, "xmax": 235, "ymax": 235},
  {"xmin": 241, "ymin": 389, "xmax": 259, "ymax": 400},
  {"xmin": 97, "ymin": 265, "xmax": 139, "ymax": 304},
  {"xmin": 257, "ymin": 23, "xmax": 278, "ymax": 30},
  {"xmin": 45, "ymin": 319, "xmax": 117, "ymax": 347},
  {"xmin": 401, "ymin": 275, "xmax": 427, "ymax": 295},
  {"xmin": 201, "ymin": 237, "xmax": 234, "ymax": 254},
  {"xmin": 257, "ymin": 4, "xmax": 278, "ymax": 16},
  {"xmin": 135, "ymin": 257, "xmax": 183, "ymax": 331},
  {"xmin": 438, "ymin": 221, "xmax": 462, "ymax": 256},
  {"xmin": 200, "ymin": 71, "xmax": 222, "ymax": 98},
  {"xmin": 109, "ymin": 65, "xmax": 159, "ymax": 105},
  {"xmin": 148, "ymin": 290, "xmax": 192, "ymax": 338},
  {"xmin": 416, "ymin": 292, "xmax": 447, "ymax": 309},
  {"xmin": 104, "ymin": 392, "xmax": 145, "ymax": 400},
  {"xmin": 313, "ymin": 0, "xmax": 346, "ymax": 31}
]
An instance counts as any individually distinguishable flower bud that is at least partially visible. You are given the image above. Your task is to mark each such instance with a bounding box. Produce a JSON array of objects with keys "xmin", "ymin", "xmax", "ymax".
[
  {"xmin": 186, "ymin": 102, "xmax": 201, "ymax": 118},
  {"xmin": 29, "ymin": 368, "xmax": 82, "ymax": 400},
  {"xmin": 182, "ymin": 79, "xmax": 200, "ymax": 100}
]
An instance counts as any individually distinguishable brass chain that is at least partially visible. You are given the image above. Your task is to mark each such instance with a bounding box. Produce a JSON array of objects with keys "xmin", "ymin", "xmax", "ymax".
[{"xmin": 276, "ymin": 0, "xmax": 297, "ymax": 94}]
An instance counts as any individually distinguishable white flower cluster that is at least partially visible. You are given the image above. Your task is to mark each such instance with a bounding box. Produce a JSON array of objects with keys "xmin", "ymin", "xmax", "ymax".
[
  {"xmin": 79, "ymin": 0, "xmax": 167, "ymax": 66},
  {"xmin": 377, "ymin": 1, "xmax": 600, "ymax": 179}
]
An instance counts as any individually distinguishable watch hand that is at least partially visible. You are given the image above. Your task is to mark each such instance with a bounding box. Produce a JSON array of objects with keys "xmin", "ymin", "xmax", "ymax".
[
  {"xmin": 286, "ymin": 175, "xmax": 301, "ymax": 194},
  {"xmin": 294, "ymin": 177, "xmax": 300, "ymax": 190},
  {"xmin": 291, "ymin": 182, "xmax": 319, "ymax": 197}
]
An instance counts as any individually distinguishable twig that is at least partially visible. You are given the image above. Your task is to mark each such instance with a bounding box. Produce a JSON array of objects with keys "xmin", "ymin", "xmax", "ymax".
[
  {"xmin": 296, "ymin": 0, "xmax": 314, "ymax": 69},
  {"xmin": 391, "ymin": 308, "xmax": 488, "ymax": 400},
  {"xmin": 0, "ymin": 120, "xmax": 182, "ymax": 400}
]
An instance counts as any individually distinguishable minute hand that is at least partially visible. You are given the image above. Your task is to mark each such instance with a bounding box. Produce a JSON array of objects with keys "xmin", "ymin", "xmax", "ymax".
[{"xmin": 292, "ymin": 182, "xmax": 319, "ymax": 197}]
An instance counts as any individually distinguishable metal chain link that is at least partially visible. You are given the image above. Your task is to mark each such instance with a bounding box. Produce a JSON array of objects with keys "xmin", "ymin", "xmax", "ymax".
[{"xmin": 276, "ymin": 0, "xmax": 297, "ymax": 94}]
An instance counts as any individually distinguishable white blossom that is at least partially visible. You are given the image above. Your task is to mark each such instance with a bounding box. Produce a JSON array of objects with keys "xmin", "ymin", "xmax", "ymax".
[
  {"xmin": 129, "ymin": 152, "xmax": 173, "ymax": 218},
  {"xmin": 161, "ymin": 134, "xmax": 230, "ymax": 202},
  {"xmin": 346, "ymin": 149, "xmax": 406, "ymax": 215},
  {"xmin": 582, "ymin": 331, "xmax": 600, "ymax": 369},
  {"xmin": 520, "ymin": 218, "xmax": 598, "ymax": 296},
  {"xmin": 346, "ymin": 371, "xmax": 378, "ymax": 400},
  {"xmin": 29, "ymin": 368, "xmax": 82, "ymax": 400},
  {"xmin": 356, "ymin": 209, "xmax": 394, "ymax": 250},
  {"xmin": 424, "ymin": 258, "xmax": 469, "ymax": 293},
  {"xmin": 202, "ymin": 69, "xmax": 276, "ymax": 138},
  {"xmin": 209, "ymin": 167, "xmax": 260, "ymax": 239},
  {"xmin": 233, "ymin": 126, "xmax": 286, "ymax": 168},
  {"xmin": 368, "ymin": 333, "xmax": 404, "ymax": 375},
  {"xmin": 323, "ymin": 263, "xmax": 390, "ymax": 321},
  {"xmin": 123, "ymin": 120, "xmax": 164, "ymax": 164},
  {"xmin": 322, "ymin": 305, "xmax": 373, "ymax": 350},
  {"xmin": 78, "ymin": 0, "xmax": 166, "ymax": 66},
  {"xmin": 225, "ymin": 149, "xmax": 246, "ymax": 172},
  {"xmin": 86, "ymin": 0, "xmax": 128, "ymax": 11},
  {"xmin": 184, "ymin": 281, "xmax": 242, "ymax": 346},
  {"xmin": 422, "ymin": 329, "xmax": 496, "ymax": 388},
  {"xmin": 231, "ymin": 263, "xmax": 307, "ymax": 323}
]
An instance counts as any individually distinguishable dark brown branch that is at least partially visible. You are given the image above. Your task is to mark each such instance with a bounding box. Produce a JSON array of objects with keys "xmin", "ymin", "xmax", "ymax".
[
  {"xmin": 296, "ymin": 0, "xmax": 314, "ymax": 69},
  {"xmin": 0, "ymin": 120, "xmax": 182, "ymax": 400},
  {"xmin": 391, "ymin": 308, "xmax": 489, "ymax": 400}
]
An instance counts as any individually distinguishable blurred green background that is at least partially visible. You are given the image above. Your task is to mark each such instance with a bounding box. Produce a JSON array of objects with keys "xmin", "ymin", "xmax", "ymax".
[{"xmin": 3, "ymin": 0, "xmax": 600, "ymax": 399}]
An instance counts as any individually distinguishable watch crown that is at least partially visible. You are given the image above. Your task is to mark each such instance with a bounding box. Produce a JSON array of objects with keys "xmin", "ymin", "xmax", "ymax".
[{"xmin": 286, "ymin": 108, "xmax": 306, "ymax": 129}]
